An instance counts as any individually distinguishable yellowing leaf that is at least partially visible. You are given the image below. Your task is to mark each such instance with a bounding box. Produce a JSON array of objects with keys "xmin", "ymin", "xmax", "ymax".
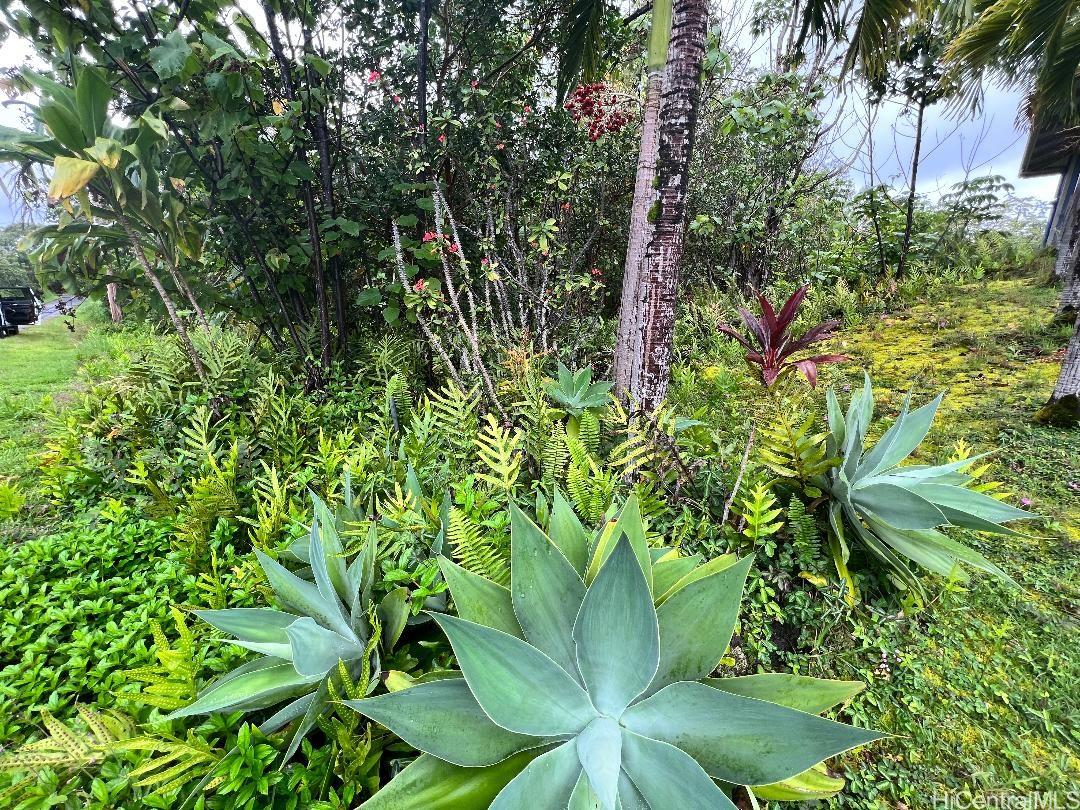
[{"xmin": 48, "ymin": 156, "xmax": 100, "ymax": 201}]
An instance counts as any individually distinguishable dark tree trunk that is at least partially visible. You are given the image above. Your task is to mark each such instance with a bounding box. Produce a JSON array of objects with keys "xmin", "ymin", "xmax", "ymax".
[
  {"xmin": 417, "ymin": 0, "xmax": 431, "ymax": 145},
  {"xmin": 621, "ymin": 0, "xmax": 709, "ymax": 410},
  {"xmin": 897, "ymin": 97, "xmax": 926, "ymax": 278}
]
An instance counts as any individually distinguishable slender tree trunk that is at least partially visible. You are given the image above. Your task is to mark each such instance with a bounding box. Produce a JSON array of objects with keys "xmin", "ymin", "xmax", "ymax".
[
  {"xmin": 623, "ymin": 0, "xmax": 709, "ymax": 411},
  {"xmin": 897, "ymin": 97, "xmax": 926, "ymax": 279},
  {"xmin": 119, "ymin": 218, "xmax": 208, "ymax": 385},
  {"xmin": 1036, "ymin": 313, "xmax": 1080, "ymax": 425},
  {"xmin": 417, "ymin": 0, "xmax": 431, "ymax": 144},
  {"xmin": 614, "ymin": 0, "xmax": 672, "ymax": 396},
  {"xmin": 1055, "ymin": 193, "xmax": 1080, "ymax": 320},
  {"xmin": 106, "ymin": 282, "xmax": 123, "ymax": 324},
  {"xmin": 158, "ymin": 244, "xmax": 211, "ymax": 334}
]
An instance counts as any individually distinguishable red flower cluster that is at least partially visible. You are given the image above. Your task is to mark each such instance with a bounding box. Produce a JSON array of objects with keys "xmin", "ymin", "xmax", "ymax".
[
  {"xmin": 413, "ymin": 279, "xmax": 426, "ymax": 292},
  {"xmin": 422, "ymin": 231, "xmax": 458, "ymax": 254},
  {"xmin": 564, "ymin": 83, "xmax": 629, "ymax": 141}
]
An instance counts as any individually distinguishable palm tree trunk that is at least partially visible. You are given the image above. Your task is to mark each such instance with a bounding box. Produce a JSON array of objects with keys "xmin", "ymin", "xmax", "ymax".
[
  {"xmin": 623, "ymin": 0, "xmax": 709, "ymax": 411},
  {"xmin": 106, "ymin": 282, "xmax": 123, "ymax": 323},
  {"xmin": 614, "ymin": 0, "xmax": 672, "ymax": 396}
]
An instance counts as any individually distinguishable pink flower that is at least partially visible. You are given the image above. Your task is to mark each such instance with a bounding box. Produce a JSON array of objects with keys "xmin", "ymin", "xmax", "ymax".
[
  {"xmin": 413, "ymin": 279, "xmax": 426, "ymax": 292},
  {"xmin": 448, "ymin": 243, "xmax": 459, "ymax": 254},
  {"xmin": 393, "ymin": 94, "xmax": 402, "ymax": 104},
  {"xmin": 368, "ymin": 70, "xmax": 381, "ymax": 83},
  {"xmin": 590, "ymin": 267, "xmax": 602, "ymax": 277},
  {"xmin": 438, "ymin": 133, "xmax": 446, "ymax": 144},
  {"xmin": 470, "ymin": 79, "xmax": 479, "ymax": 89},
  {"xmin": 481, "ymin": 257, "xmax": 490, "ymax": 265},
  {"xmin": 561, "ymin": 202, "xmax": 571, "ymax": 211},
  {"xmin": 523, "ymin": 104, "xmax": 532, "ymax": 113},
  {"xmin": 495, "ymin": 143, "xmax": 505, "ymax": 150},
  {"xmin": 423, "ymin": 231, "xmax": 438, "ymax": 242},
  {"xmin": 1020, "ymin": 497, "xmax": 1032, "ymax": 507}
]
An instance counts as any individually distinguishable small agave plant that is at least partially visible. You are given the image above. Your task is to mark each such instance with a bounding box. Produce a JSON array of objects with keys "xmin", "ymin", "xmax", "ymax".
[
  {"xmin": 817, "ymin": 375, "xmax": 1034, "ymax": 597},
  {"xmin": 167, "ymin": 486, "xmax": 409, "ymax": 760},
  {"xmin": 346, "ymin": 493, "xmax": 881, "ymax": 808},
  {"xmin": 545, "ymin": 363, "xmax": 613, "ymax": 430}
]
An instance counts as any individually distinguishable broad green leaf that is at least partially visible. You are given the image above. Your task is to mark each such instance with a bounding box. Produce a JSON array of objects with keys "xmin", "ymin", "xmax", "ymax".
[
  {"xmin": 651, "ymin": 554, "xmax": 702, "ymax": 600},
  {"xmin": 311, "ymin": 492, "xmax": 351, "ymax": 599},
  {"xmin": 85, "ymin": 137, "xmax": 122, "ymax": 169},
  {"xmin": 568, "ymin": 770, "xmax": 602, "ymax": 809},
  {"xmin": 195, "ymin": 608, "xmax": 298, "ymax": 643},
  {"xmin": 285, "ymin": 617, "xmax": 365, "ymax": 677},
  {"xmin": 910, "ymin": 483, "xmax": 1032, "ymax": 525},
  {"xmin": 868, "ymin": 394, "xmax": 942, "ymax": 475},
  {"xmin": 622, "ymin": 681, "xmax": 883, "ymax": 786},
  {"xmin": 647, "ymin": 555, "xmax": 753, "ymax": 695},
  {"xmin": 254, "ymin": 549, "xmax": 353, "ymax": 638},
  {"xmin": 259, "ymin": 691, "xmax": 315, "ymax": 735},
  {"xmin": 48, "ymin": 157, "xmax": 99, "ymax": 201},
  {"xmin": 431, "ymin": 614, "xmax": 596, "ymax": 736},
  {"xmin": 283, "ymin": 681, "xmax": 329, "ymax": 761},
  {"xmin": 166, "ymin": 662, "xmax": 317, "ymax": 720},
  {"xmin": 378, "ymin": 587, "xmax": 410, "ymax": 651},
  {"xmin": 438, "ymin": 556, "xmax": 522, "ymax": 638},
  {"xmin": 74, "ymin": 67, "xmax": 111, "ymax": 139},
  {"xmin": 510, "ymin": 502, "xmax": 585, "ymax": 678},
  {"xmin": 620, "ymin": 729, "xmax": 737, "ymax": 810},
  {"xmin": 618, "ymin": 772, "xmax": 649, "ymax": 810},
  {"xmin": 39, "ymin": 102, "xmax": 87, "ymax": 151},
  {"xmin": 491, "ymin": 741, "xmax": 582, "ymax": 810},
  {"xmin": 359, "ymin": 750, "xmax": 539, "ymax": 810},
  {"xmin": 574, "ymin": 537, "xmax": 659, "ymax": 716},
  {"xmin": 550, "ymin": 488, "xmax": 590, "ymax": 574},
  {"xmin": 576, "ymin": 716, "xmax": 621, "ymax": 810},
  {"xmin": 852, "ymin": 483, "xmax": 945, "ymax": 530},
  {"xmin": 150, "ymin": 30, "xmax": 193, "ymax": 79},
  {"xmin": 865, "ymin": 517, "xmax": 968, "ymax": 578},
  {"xmin": 703, "ymin": 674, "xmax": 864, "ymax": 715},
  {"xmin": 344, "ymin": 678, "xmax": 539, "ymax": 766}
]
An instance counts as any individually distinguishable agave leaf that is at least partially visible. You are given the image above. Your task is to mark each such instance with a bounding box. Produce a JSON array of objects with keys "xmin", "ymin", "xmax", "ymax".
[
  {"xmin": 620, "ymin": 729, "xmax": 737, "ymax": 810},
  {"xmin": 307, "ymin": 520, "xmax": 350, "ymax": 624},
  {"xmin": 359, "ymin": 750, "xmax": 540, "ymax": 810},
  {"xmin": 576, "ymin": 716, "xmax": 621, "ymax": 810},
  {"xmin": 848, "ymin": 517, "xmax": 925, "ymax": 595},
  {"xmin": 285, "ymin": 617, "xmax": 365, "ymax": 677},
  {"xmin": 490, "ymin": 741, "xmax": 583, "ymax": 810},
  {"xmin": 910, "ymin": 483, "xmax": 1033, "ymax": 525},
  {"xmin": 510, "ymin": 502, "xmax": 586, "ymax": 678},
  {"xmin": 254, "ymin": 549, "xmax": 353, "ymax": 638},
  {"xmin": 647, "ymin": 555, "xmax": 753, "ymax": 696},
  {"xmin": 345, "ymin": 678, "xmax": 540, "ymax": 767},
  {"xmin": 586, "ymin": 496, "xmax": 652, "ymax": 592},
  {"xmin": 753, "ymin": 762, "xmax": 846, "ymax": 800},
  {"xmin": 377, "ymin": 587, "xmax": 410, "ymax": 651},
  {"xmin": 573, "ymin": 538, "xmax": 659, "ymax": 716},
  {"xmin": 259, "ymin": 691, "xmax": 315, "ymax": 735},
  {"xmin": 311, "ymin": 492, "xmax": 351, "ymax": 600},
  {"xmin": 550, "ymin": 488, "xmax": 590, "ymax": 575},
  {"xmin": 703, "ymin": 674, "xmax": 864, "ymax": 715},
  {"xmin": 621, "ymin": 681, "xmax": 883, "ymax": 786},
  {"xmin": 618, "ymin": 772, "xmax": 649, "ymax": 810},
  {"xmin": 654, "ymin": 553, "xmax": 737, "ymax": 604},
  {"xmin": 893, "ymin": 527, "xmax": 1017, "ymax": 585},
  {"xmin": 165, "ymin": 662, "xmax": 318, "ymax": 720},
  {"xmin": 651, "ymin": 554, "xmax": 702, "ymax": 599},
  {"xmin": 851, "ymin": 483, "xmax": 946, "ymax": 530},
  {"xmin": 437, "ymin": 556, "xmax": 522, "ymax": 638},
  {"xmin": 865, "ymin": 394, "xmax": 943, "ymax": 477},
  {"xmin": 431, "ymin": 614, "xmax": 596, "ymax": 736},
  {"xmin": 283, "ymin": 681, "xmax": 329, "ymax": 761},
  {"xmin": 195, "ymin": 608, "xmax": 298, "ymax": 643},
  {"xmin": 569, "ymin": 770, "xmax": 603, "ymax": 809}
]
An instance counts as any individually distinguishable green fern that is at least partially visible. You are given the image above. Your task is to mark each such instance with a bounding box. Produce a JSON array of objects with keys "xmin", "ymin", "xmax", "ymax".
[
  {"xmin": 758, "ymin": 410, "xmax": 837, "ymax": 491},
  {"xmin": 122, "ymin": 606, "xmax": 200, "ymax": 712},
  {"xmin": 446, "ymin": 506, "xmax": 510, "ymax": 585},
  {"xmin": 787, "ymin": 496, "xmax": 820, "ymax": 556},
  {"xmin": 540, "ymin": 427, "xmax": 570, "ymax": 490},
  {"xmin": 474, "ymin": 414, "xmax": 522, "ymax": 494},
  {"xmin": 115, "ymin": 732, "xmax": 223, "ymax": 796},
  {"xmin": 739, "ymin": 482, "xmax": 785, "ymax": 545},
  {"xmin": 429, "ymin": 382, "xmax": 481, "ymax": 470}
]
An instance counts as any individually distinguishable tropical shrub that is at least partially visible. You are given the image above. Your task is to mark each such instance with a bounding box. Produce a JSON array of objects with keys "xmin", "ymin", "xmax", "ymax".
[
  {"xmin": 345, "ymin": 495, "xmax": 881, "ymax": 807},
  {"xmin": 817, "ymin": 375, "xmax": 1034, "ymax": 597},
  {"xmin": 719, "ymin": 285, "xmax": 846, "ymax": 388}
]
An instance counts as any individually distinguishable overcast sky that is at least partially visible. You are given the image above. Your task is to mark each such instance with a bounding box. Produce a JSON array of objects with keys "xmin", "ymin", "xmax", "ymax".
[{"xmin": 0, "ymin": 16, "xmax": 1060, "ymax": 225}]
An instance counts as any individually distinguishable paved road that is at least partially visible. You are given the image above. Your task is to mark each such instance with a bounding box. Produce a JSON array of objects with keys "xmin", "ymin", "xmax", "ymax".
[{"xmin": 36, "ymin": 296, "xmax": 85, "ymax": 323}]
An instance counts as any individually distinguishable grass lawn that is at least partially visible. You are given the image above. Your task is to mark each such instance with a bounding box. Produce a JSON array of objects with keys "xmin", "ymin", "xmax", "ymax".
[{"xmin": 0, "ymin": 315, "xmax": 89, "ymax": 483}]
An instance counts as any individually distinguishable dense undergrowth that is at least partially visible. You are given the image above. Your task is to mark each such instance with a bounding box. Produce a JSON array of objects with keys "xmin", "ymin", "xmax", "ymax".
[{"xmin": 0, "ymin": 262, "xmax": 1077, "ymax": 808}]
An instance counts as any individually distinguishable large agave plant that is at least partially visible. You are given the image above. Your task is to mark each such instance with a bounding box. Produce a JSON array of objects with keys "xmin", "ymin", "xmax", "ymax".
[
  {"xmin": 544, "ymin": 362, "xmax": 613, "ymax": 418},
  {"xmin": 346, "ymin": 494, "xmax": 880, "ymax": 808},
  {"xmin": 167, "ymin": 487, "xmax": 409, "ymax": 760},
  {"xmin": 818, "ymin": 375, "xmax": 1034, "ymax": 596}
]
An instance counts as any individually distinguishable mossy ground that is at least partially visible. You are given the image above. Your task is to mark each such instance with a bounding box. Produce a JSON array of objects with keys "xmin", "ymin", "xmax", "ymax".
[{"xmin": 815, "ymin": 271, "xmax": 1079, "ymax": 806}]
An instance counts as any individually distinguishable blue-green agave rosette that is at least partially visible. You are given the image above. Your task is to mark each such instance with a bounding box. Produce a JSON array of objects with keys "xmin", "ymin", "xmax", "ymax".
[
  {"xmin": 346, "ymin": 494, "xmax": 881, "ymax": 808},
  {"xmin": 820, "ymin": 374, "xmax": 1035, "ymax": 597},
  {"xmin": 166, "ymin": 489, "xmax": 408, "ymax": 760}
]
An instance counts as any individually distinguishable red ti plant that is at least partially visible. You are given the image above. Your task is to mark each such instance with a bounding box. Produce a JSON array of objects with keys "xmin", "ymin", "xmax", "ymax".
[{"xmin": 719, "ymin": 285, "xmax": 847, "ymax": 387}]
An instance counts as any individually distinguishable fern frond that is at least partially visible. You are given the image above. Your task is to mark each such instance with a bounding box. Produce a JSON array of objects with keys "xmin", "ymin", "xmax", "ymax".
[
  {"xmin": 123, "ymin": 606, "xmax": 199, "ymax": 711},
  {"xmin": 474, "ymin": 414, "xmax": 522, "ymax": 494},
  {"xmin": 0, "ymin": 708, "xmax": 136, "ymax": 774},
  {"xmin": 447, "ymin": 506, "xmax": 510, "ymax": 585}
]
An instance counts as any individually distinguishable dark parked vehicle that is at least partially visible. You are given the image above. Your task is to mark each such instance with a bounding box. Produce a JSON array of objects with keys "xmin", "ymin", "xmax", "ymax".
[{"xmin": 0, "ymin": 286, "xmax": 41, "ymax": 336}]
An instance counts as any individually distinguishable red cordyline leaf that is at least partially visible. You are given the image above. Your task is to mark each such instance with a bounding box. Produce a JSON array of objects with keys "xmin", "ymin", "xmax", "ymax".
[
  {"xmin": 717, "ymin": 323, "xmax": 754, "ymax": 352},
  {"xmin": 775, "ymin": 285, "xmax": 809, "ymax": 333},
  {"xmin": 738, "ymin": 307, "xmax": 769, "ymax": 352}
]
